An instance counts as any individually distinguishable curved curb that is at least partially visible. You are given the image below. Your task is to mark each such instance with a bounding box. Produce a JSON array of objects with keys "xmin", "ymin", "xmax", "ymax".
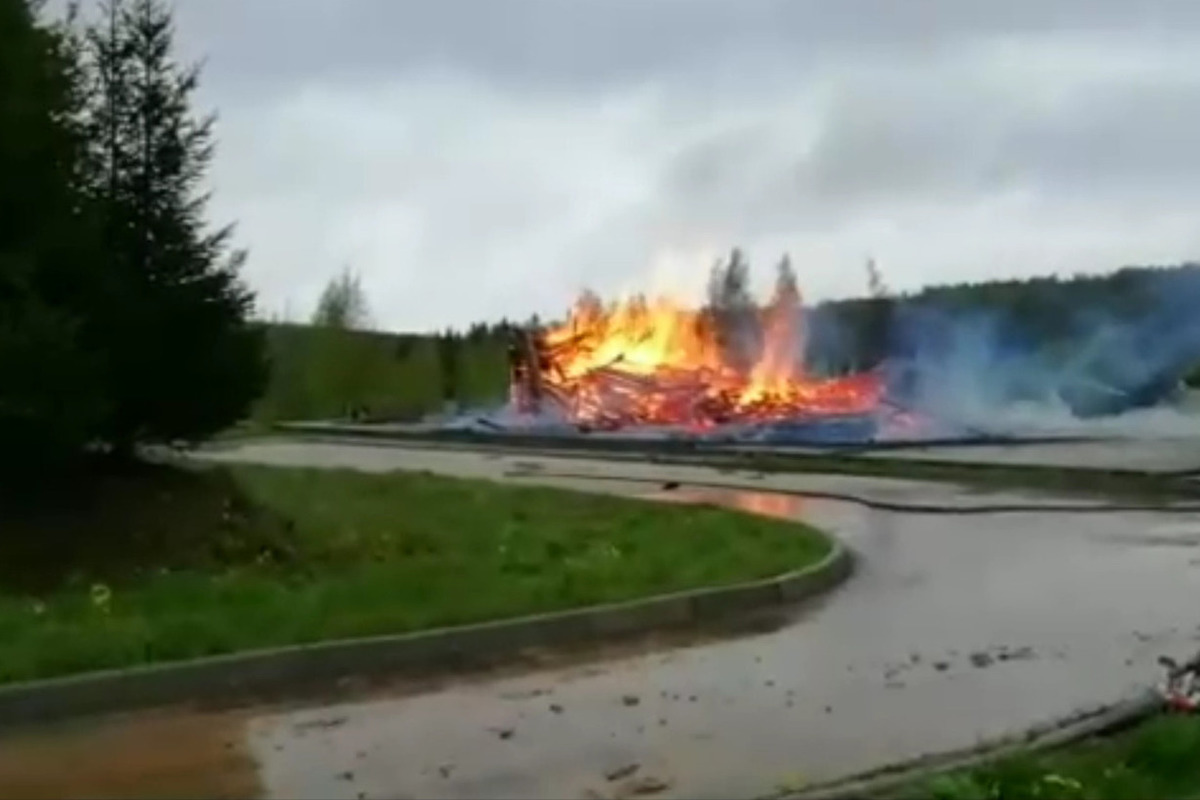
[
  {"xmin": 271, "ymin": 422, "xmax": 1198, "ymax": 482},
  {"xmin": 0, "ymin": 541, "xmax": 852, "ymax": 732},
  {"xmin": 272, "ymin": 422, "xmax": 1099, "ymax": 458},
  {"xmin": 259, "ymin": 427, "xmax": 1200, "ymax": 502},
  {"xmin": 201, "ymin": 437, "xmax": 1200, "ymax": 514},
  {"xmin": 766, "ymin": 687, "xmax": 1164, "ymax": 800}
]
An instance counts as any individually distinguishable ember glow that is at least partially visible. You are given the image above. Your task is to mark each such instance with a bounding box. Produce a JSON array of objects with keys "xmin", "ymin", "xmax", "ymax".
[{"xmin": 512, "ymin": 277, "xmax": 884, "ymax": 430}]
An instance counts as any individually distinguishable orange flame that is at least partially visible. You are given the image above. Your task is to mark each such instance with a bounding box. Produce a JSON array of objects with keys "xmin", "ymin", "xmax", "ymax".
[{"xmin": 528, "ymin": 280, "xmax": 883, "ymax": 429}]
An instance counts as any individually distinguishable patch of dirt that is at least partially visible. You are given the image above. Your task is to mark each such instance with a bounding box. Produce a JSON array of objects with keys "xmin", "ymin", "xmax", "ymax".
[{"xmin": 0, "ymin": 709, "xmax": 262, "ymax": 799}]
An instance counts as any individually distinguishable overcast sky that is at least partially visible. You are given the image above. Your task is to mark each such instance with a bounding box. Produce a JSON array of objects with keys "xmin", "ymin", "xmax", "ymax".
[{"xmin": 153, "ymin": 0, "xmax": 1200, "ymax": 331}]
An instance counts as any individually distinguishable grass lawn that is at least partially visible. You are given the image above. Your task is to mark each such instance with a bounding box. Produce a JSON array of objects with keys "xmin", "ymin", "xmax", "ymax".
[
  {"xmin": 0, "ymin": 462, "xmax": 830, "ymax": 685},
  {"xmin": 906, "ymin": 713, "xmax": 1200, "ymax": 800}
]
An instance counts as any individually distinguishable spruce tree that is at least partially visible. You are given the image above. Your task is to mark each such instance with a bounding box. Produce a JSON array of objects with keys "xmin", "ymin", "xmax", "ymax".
[
  {"xmin": 81, "ymin": 0, "xmax": 266, "ymax": 451},
  {"xmin": 436, "ymin": 331, "xmax": 461, "ymax": 405},
  {"xmin": 705, "ymin": 248, "xmax": 760, "ymax": 372},
  {"xmin": 0, "ymin": 0, "xmax": 108, "ymax": 479}
]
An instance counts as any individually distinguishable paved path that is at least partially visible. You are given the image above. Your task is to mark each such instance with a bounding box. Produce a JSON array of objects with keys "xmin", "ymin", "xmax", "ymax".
[
  {"xmin": 4, "ymin": 440, "xmax": 1199, "ymax": 800},
  {"xmin": 859, "ymin": 436, "xmax": 1200, "ymax": 474},
  {"xmin": 200, "ymin": 438, "xmax": 1148, "ymax": 511},
  {"xmin": 277, "ymin": 419, "xmax": 1200, "ymax": 475}
]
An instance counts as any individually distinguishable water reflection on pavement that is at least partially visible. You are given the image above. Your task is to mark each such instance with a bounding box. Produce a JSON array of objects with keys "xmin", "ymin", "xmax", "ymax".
[{"xmin": 242, "ymin": 486, "xmax": 1200, "ymax": 800}]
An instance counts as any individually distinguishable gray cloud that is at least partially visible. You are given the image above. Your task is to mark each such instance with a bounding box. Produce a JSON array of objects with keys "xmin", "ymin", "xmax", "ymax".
[
  {"xmin": 139, "ymin": 0, "xmax": 1200, "ymax": 329},
  {"xmin": 178, "ymin": 0, "xmax": 1200, "ymax": 96}
]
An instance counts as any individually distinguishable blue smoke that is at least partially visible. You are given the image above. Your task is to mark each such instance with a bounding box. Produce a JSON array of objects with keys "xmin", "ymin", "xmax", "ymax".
[{"xmin": 880, "ymin": 265, "xmax": 1200, "ymax": 424}]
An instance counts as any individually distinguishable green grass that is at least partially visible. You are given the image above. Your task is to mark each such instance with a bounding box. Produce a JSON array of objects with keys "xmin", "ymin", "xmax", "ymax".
[
  {"xmin": 0, "ymin": 463, "xmax": 830, "ymax": 685},
  {"xmin": 905, "ymin": 714, "xmax": 1200, "ymax": 800}
]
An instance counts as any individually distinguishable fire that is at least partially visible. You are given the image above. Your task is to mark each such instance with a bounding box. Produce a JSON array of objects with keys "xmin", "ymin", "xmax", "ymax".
[{"xmin": 512, "ymin": 257, "xmax": 884, "ymax": 430}]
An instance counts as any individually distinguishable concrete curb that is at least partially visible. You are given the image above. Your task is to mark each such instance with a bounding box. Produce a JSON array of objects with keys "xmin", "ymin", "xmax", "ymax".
[
  {"xmin": 198, "ymin": 437, "xmax": 1200, "ymax": 514},
  {"xmin": 273, "ymin": 421, "xmax": 1098, "ymax": 456},
  {"xmin": 0, "ymin": 542, "xmax": 852, "ymax": 731},
  {"xmin": 266, "ymin": 423, "xmax": 1200, "ymax": 496},
  {"xmin": 767, "ymin": 687, "xmax": 1164, "ymax": 800}
]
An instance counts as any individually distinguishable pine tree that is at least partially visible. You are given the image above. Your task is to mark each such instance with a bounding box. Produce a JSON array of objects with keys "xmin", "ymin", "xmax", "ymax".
[
  {"xmin": 436, "ymin": 331, "xmax": 461, "ymax": 404},
  {"xmin": 755, "ymin": 254, "xmax": 805, "ymax": 380},
  {"xmin": 771, "ymin": 254, "xmax": 800, "ymax": 309},
  {"xmin": 0, "ymin": 0, "xmax": 108, "ymax": 480},
  {"xmin": 705, "ymin": 248, "xmax": 760, "ymax": 372},
  {"xmin": 81, "ymin": 0, "xmax": 266, "ymax": 451}
]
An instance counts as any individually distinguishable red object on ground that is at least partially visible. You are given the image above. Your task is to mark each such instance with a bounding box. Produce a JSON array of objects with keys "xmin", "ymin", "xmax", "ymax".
[{"xmin": 1166, "ymin": 692, "xmax": 1198, "ymax": 713}]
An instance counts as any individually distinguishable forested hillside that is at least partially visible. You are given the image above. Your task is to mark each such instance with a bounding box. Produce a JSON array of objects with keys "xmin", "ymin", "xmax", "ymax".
[{"xmin": 256, "ymin": 261, "xmax": 1200, "ymax": 423}]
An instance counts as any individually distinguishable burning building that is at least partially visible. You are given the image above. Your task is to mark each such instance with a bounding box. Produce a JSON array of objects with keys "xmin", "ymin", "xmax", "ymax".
[
  {"xmin": 507, "ymin": 256, "xmax": 893, "ymax": 440},
  {"xmin": 498, "ymin": 256, "xmax": 1200, "ymax": 445}
]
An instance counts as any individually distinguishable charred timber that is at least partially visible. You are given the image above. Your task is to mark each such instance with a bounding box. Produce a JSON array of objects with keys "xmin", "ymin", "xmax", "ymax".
[{"xmin": 507, "ymin": 327, "xmax": 546, "ymax": 414}]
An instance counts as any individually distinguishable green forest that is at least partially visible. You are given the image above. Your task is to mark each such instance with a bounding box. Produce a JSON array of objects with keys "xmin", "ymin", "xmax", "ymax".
[{"xmin": 255, "ymin": 259, "xmax": 1200, "ymax": 424}]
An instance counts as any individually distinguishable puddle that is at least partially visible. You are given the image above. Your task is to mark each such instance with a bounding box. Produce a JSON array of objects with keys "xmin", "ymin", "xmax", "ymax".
[{"xmin": 637, "ymin": 488, "xmax": 806, "ymax": 521}]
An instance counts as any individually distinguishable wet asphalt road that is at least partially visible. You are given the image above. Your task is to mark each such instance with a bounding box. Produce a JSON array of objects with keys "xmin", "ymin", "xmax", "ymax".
[
  {"xmin": 3, "ymin": 439, "xmax": 1199, "ymax": 800},
  {"xmin": 205, "ymin": 440, "xmax": 1200, "ymax": 799}
]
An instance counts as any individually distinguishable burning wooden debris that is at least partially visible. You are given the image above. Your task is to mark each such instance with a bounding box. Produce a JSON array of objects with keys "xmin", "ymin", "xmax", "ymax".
[{"xmin": 506, "ymin": 260, "xmax": 886, "ymax": 432}]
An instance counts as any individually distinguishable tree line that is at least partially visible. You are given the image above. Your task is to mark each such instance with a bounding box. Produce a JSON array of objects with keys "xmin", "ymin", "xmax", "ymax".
[
  {"xmin": 290, "ymin": 253, "xmax": 1200, "ymax": 424},
  {"xmin": 1, "ymin": 0, "xmax": 265, "ymax": 483}
]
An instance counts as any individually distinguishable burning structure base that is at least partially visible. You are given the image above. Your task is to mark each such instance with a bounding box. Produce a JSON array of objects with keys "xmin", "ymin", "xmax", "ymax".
[
  {"xmin": 491, "ymin": 328, "xmax": 1168, "ymax": 448},
  {"xmin": 502, "ymin": 326, "xmax": 946, "ymax": 447},
  {"xmin": 480, "ymin": 263, "xmax": 1198, "ymax": 449}
]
